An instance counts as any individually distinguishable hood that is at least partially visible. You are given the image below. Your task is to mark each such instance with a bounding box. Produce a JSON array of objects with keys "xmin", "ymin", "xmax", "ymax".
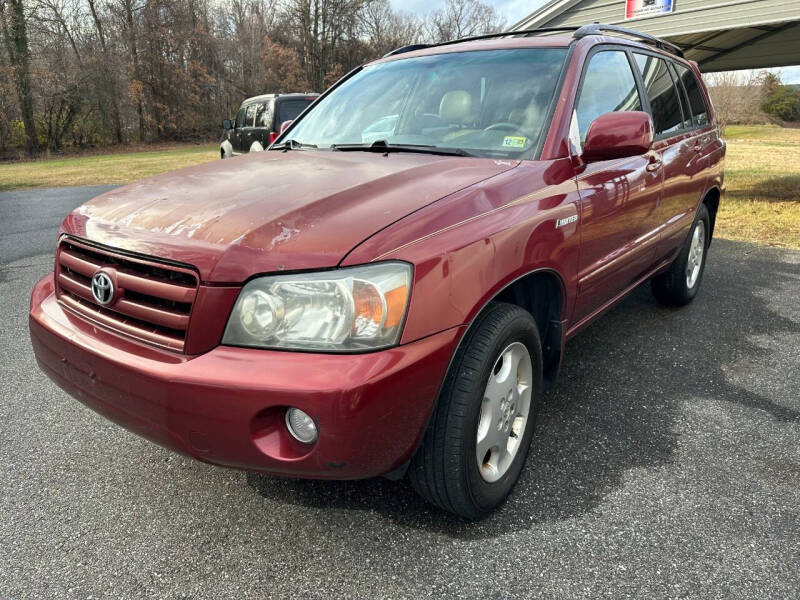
[{"xmin": 63, "ymin": 150, "xmax": 518, "ymax": 282}]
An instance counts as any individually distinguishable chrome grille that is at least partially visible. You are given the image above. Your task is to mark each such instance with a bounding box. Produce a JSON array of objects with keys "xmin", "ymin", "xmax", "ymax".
[{"xmin": 55, "ymin": 238, "xmax": 198, "ymax": 351}]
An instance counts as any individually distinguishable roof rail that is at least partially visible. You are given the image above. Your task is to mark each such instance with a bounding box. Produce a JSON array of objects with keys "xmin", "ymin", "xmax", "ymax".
[
  {"xmin": 382, "ymin": 24, "xmax": 684, "ymax": 59},
  {"xmin": 384, "ymin": 44, "xmax": 431, "ymax": 58},
  {"xmin": 383, "ymin": 27, "xmax": 581, "ymax": 57},
  {"xmin": 573, "ymin": 23, "xmax": 684, "ymax": 57}
]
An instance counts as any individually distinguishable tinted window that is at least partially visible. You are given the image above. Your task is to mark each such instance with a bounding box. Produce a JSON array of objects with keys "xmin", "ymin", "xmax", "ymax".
[
  {"xmin": 256, "ymin": 101, "xmax": 273, "ymax": 128},
  {"xmin": 277, "ymin": 99, "xmax": 314, "ymax": 125},
  {"xmin": 235, "ymin": 106, "xmax": 248, "ymax": 128},
  {"xmin": 674, "ymin": 63, "xmax": 710, "ymax": 126},
  {"xmin": 668, "ymin": 63, "xmax": 694, "ymax": 129},
  {"xmin": 634, "ymin": 53, "xmax": 683, "ymax": 136},
  {"xmin": 576, "ymin": 50, "xmax": 642, "ymax": 143}
]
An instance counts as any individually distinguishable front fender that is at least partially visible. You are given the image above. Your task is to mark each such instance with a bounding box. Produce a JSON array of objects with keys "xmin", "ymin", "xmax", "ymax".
[{"xmin": 342, "ymin": 159, "xmax": 581, "ymax": 344}]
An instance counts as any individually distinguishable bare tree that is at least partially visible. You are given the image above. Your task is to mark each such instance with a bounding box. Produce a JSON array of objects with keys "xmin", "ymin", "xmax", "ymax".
[
  {"xmin": 262, "ymin": 35, "xmax": 308, "ymax": 92},
  {"xmin": 425, "ymin": 0, "xmax": 504, "ymax": 43},
  {"xmin": 87, "ymin": 0, "xmax": 123, "ymax": 142},
  {"xmin": 283, "ymin": 0, "xmax": 367, "ymax": 91},
  {"xmin": 705, "ymin": 70, "xmax": 770, "ymax": 134},
  {"xmin": 360, "ymin": 0, "xmax": 422, "ymax": 56},
  {"xmin": 1, "ymin": 0, "xmax": 39, "ymax": 155}
]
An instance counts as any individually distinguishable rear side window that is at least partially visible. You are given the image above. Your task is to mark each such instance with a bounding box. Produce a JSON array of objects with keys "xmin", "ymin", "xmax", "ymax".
[
  {"xmin": 256, "ymin": 101, "xmax": 273, "ymax": 128},
  {"xmin": 277, "ymin": 99, "xmax": 313, "ymax": 125},
  {"xmin": 575, "ymin": 50, "xmax": 642, "ymax": 142},
  {"xmin": 674, "ymin": 63, "xmax": 710, "ymax": 127},
  {"xmin": 668, "ymin": 63, "xmax": 694, "ymax": 130},
  {"xmin": 633, "ymin": 53, "xmax": 684, "ymax": 136}
]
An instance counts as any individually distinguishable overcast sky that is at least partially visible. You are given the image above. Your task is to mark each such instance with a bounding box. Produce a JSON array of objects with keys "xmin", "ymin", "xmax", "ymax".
[
  {"xmin": 391, "ymin": 0, "xmax": 541, "ymax": 26},
  {"xmin": 390, "ymin": 0, "xmax": 800, "ymax": 83}
]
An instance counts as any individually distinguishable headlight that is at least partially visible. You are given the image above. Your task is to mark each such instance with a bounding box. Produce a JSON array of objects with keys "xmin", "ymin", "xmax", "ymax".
[{"xmin": 222, "ymin": 262, "xmax": 412, "ymax": 351}]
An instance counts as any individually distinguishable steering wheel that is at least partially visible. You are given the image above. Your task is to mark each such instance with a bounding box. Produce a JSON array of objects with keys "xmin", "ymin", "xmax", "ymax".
[{"xmin": 484, "ymin": 122, "xmax": 525, "ymax": 133}]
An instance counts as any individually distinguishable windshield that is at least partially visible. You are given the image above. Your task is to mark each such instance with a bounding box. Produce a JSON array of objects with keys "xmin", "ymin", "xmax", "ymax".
[{"xmin": 286, "ymin": 48, "xmax": 567, "ymax": 158}]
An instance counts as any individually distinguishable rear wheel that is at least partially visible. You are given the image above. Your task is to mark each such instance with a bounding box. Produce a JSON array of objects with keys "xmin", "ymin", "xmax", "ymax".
[
  {"xmin": 652, "ymin": 204, "xmax": 710, "ymax": 306},
  {"xmin": 409, "ymin": 302, "xmax": 542, "ymax": 519}
]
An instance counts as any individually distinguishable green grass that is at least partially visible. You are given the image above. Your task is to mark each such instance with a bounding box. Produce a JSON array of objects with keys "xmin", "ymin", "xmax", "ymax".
[
  {"xmin": 0, "ymin": 143, "xmax": 217, "ymax": 192},
  {"xmin": 723, "ymin": 124, "xmax": 800, "ymax": 143},
  {"xmin": 0, "ymin": 127, "xmax": 798, "ymax": 248},
  {"xmin": 718, "ymin": 125, "xmax": 800, "ymax": 249}
]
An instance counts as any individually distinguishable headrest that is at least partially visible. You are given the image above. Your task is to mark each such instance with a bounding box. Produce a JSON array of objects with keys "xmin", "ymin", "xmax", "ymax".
[
  {"xmin": 508, "ymin": 103, "xmax": 543, "ymax": 131},
  {"xmin": 439, "ymin": 91, "xmax": 472, "ymax": 124}
]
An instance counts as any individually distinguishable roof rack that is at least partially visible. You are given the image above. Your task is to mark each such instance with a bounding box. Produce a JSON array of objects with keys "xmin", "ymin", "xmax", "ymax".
[
  {"xmin": 573, "ymin": 23, "xmax": 684, "ymax": 57},
  {"xmin": 383, "ymin": 24, "xmax": 683, "ymax": 59},
  {"xmin": 383, "ymin": 27, "xmax": 580, "ymax": 57}
]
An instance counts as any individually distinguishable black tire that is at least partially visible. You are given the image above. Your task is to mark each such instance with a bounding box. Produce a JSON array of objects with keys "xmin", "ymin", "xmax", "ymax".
[
  {"xmin": 652, "ymin": 203, "xmax": 710, "ymax": 307},
  {"xmin": 408, "ymin": 302, "xmax": 543, "ymax": 520}
]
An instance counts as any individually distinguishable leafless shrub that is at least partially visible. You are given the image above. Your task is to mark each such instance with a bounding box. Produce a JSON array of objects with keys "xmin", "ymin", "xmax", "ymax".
[{"xmin": 704, "ymin": 70, "xmax": 771, "ymax": 133}]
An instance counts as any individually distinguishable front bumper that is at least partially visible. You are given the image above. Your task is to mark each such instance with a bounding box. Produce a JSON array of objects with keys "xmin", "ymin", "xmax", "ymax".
[{"xmin": 29, "ymin": 273, "xmax": 462, "ymax": 479}]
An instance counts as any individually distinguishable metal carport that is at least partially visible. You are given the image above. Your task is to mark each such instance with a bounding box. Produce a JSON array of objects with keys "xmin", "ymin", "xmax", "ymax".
[{"xmin": 510, "ymin": 0, "xmax": 800, "ymax": 72}]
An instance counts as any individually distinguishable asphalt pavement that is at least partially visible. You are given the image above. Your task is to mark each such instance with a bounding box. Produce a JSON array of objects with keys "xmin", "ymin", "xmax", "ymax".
[
  {"xmin": 0, "ymin": 185, "xmax": 116, "ymax": 264},
  {"xmin": 1, "ymin": 187, "xmax": 799, "ymax": 599}
]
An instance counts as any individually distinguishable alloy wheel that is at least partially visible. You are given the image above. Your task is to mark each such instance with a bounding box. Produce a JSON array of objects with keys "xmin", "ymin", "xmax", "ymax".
[
  {"xmin": 476, "ymin": 341, "xmax": 533, "ymax": 483},
  {"xmin": 686, "ymin": 221, "xmax": 706, "ymax": 289}
]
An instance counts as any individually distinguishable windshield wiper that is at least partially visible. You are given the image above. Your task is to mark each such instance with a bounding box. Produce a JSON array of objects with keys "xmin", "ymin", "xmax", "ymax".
[
  {"xmin": 270, "ymin": 139, "xmax": 317, "ymax": 151},
  {"xmin": 331, "ymin": 140, "xmax": 474, "ymax": 157}
]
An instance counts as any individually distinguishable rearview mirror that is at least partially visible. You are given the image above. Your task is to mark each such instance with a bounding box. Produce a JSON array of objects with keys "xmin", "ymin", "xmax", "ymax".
[
  {"xmin": 222, "ymin": 119, "xmax": 233, "ymax": 130},
  {"xmin": 582, "ymin": 111, "xmax": 653, "ymax": 162},
  {"xmin": 279, "ymin": 120, "xmax": 293, "ymax": 134}
]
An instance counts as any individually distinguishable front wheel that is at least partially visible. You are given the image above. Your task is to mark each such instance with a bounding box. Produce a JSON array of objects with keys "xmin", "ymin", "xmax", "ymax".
[
  {"xmin": 652, "ymin": 203, "xmax": 710, "ymax": 306},
  {"xmin": 409, "ymin": 302, "xmax": 542, "ymax": 519}
]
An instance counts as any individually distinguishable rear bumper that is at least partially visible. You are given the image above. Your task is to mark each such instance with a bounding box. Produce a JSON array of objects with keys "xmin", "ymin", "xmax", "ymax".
[{"xmin": 29, "ymin": 273, "xmax": 461, "ymax": 479}]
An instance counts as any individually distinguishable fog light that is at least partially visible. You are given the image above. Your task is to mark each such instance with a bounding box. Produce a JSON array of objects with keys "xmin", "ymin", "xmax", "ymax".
[{"xmin": 285, "ymin": 408, "xmax": 318, "ymax": 444}]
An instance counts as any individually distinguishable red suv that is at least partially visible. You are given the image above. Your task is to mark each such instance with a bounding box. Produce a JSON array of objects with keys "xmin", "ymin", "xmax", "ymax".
[{"xmin": 30, "ymin": 24, "xmax": 724, "ymax": 519}]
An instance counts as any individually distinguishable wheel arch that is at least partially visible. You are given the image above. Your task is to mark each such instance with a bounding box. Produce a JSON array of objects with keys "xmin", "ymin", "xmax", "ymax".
[
  {"xmin": 446, "ymin": 266, "xmax": 568, "ymax": 390},
  {"xmin": 385, "ymin": 266, "xmax": 567, "ymax": 481},
  {"xmin": 488, "ymin": 268, "xmax": 566, "ymax": 386}
]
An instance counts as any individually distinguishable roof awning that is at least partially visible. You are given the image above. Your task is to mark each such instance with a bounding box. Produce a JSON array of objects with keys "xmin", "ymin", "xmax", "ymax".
[{"xmin": 510, "ymin": 0, "xmax": 800, "ymax": 72}]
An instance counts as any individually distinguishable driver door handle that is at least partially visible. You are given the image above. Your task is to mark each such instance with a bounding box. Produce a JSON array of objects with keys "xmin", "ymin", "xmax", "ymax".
[{"xmin": 646, "ymin": 155, "xmax": 662, "ymax": 172}]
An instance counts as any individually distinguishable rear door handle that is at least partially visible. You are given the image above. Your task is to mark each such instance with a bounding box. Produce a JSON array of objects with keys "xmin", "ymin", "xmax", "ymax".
[
  {"xmin": 646, "ymin": 156, "xmax": 662, "ymax": 172},
  {"xmin": 693, "ymin": 144, "xmax": 703, "ymax": 152}
]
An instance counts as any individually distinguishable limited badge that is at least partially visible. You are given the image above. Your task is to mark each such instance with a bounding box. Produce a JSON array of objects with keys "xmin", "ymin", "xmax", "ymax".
[{"xmin": 502, "ymin": 136, "xmax": 526, "ymax": 148}]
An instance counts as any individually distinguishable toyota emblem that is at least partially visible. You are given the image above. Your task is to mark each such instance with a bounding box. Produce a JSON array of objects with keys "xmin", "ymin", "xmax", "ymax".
[{"xmin": 91, "ymin": 272, "xmax": 115, "ymax": 305}]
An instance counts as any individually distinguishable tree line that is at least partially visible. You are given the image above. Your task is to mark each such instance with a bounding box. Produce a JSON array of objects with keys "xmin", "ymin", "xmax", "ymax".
[
  {"xmin": 0, "ymin": 0, "xmax": 504, "ymax": 157},
  {"xmin": 706, "ymin": 71, "xmax": 800, "ymax": 133}
]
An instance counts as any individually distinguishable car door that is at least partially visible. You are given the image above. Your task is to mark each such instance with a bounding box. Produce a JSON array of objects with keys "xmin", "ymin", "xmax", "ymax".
[
  {"xmin": 232, "ymin": 105, "xmax": 249, "ymax": 154},
  {"xmin": 631, "ymin": 52, "xmax": 707, "ymax": 264},
  {"xmin": 571, "ymin": 48, "xmax": 664, "ymax": 324},
  {"xmin": 661, "ymin": 61, "xmax": 717, "ymax": 260}
]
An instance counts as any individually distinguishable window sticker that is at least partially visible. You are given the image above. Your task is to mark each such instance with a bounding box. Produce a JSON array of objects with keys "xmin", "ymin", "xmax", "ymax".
[{"xmin": 502, "ymin": 136, "xmax": 527, "ymax": 148}]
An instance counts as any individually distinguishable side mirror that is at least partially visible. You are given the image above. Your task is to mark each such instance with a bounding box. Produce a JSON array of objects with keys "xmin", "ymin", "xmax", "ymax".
[
  {"xmin": 582, "ymin": 111, "xmax": 653, "ymax": 162},
  {"xmin": 279, "ymin": 120, "xmax": 293, "ymax": 134},
  {"xmin": 222, "ymin": 119, "xmax": 233, "ymax": 130}
]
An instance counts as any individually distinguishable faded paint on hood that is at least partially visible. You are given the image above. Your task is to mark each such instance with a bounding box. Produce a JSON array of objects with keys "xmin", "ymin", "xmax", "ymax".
[{"xmin": 62, "ymin": 150, "xmax": 518, "ymax": 282}]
